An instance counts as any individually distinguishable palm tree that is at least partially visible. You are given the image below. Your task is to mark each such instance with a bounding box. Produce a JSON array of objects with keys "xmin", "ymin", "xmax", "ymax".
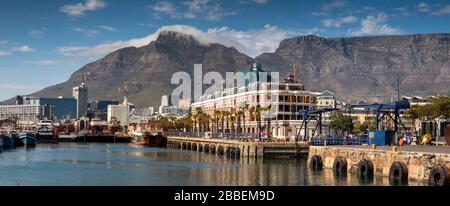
[
  {"xmin": 255, "ymin": 105, "xmax": 263, "ymax": 140},
  {"xmin": 222, "ymin": 110, "xmax": 231, "ymax": 133},
  {"xmin": 254, "ymin": 104, "xmax": 272, "ymax": 141},
  {"xmin": 213, "ymin": 109, "xmax": 220, "ymax": 133},
  {"xmin": 263, "ymin": 104, "xmax": 273, "ymax": 140},
  {"xmin": 230, "ymin": 114, "xmax": 236, "ymax": 138},
  {"xmin": 238, "ymin": 102, "xmax": 249, "ymax": 134},
  {"xmin": 194, "ymin": 107, "xmax": 204, "ymax": 133},
  {"xmin": 237, "ymin": 109, "xmax": 244, "ymax": 134}
]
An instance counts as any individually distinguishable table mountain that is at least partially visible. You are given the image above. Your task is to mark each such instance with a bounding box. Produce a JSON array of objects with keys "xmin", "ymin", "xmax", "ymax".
[
  {"xmin": 256, "ymin": 33, "xmax": 450, "ymax": 103},
  {"xmin": 2, "ymin": 32, "xmax": 449, "ymax": 107},
  {"xmin": 5, "ymin": 31, "xmax": 253, "ymax": 107}
]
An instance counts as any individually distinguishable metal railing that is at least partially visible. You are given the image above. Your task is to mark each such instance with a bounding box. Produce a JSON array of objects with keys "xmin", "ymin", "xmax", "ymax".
[
  {"xmin": 311, "ymin": 135, "xmax": 369, "ymax": 146},
  {"xmin": 165, "ymin": 131, "xmax": 260, "ymax": 141}
]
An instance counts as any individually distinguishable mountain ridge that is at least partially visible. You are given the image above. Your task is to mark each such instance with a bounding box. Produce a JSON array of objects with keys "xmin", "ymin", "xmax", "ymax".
[{"xmin": 2, "ymin": 32, "xmax": 449, "ymax": 107}]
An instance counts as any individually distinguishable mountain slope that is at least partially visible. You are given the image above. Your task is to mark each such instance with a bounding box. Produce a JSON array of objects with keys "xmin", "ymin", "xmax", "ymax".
[
  {"xmin": 2, "ymin": 32, "xmax": 449, "ymax": 107},
  {"xmin": 256, "ymin": 33, "xmax": 450, "ymax": 103},
  {"xmin": 8, "ymin": 31, "xmax": 253, "ymax": 107}
]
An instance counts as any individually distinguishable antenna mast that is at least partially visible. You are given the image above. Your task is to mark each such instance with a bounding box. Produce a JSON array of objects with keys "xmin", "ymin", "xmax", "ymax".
[{"xmin": 397, "ymin": 73, "xmax": 400, "ymax": 101}]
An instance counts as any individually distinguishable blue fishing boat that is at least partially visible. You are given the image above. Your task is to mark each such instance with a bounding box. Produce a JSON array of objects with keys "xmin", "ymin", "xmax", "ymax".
[
  {"xmin": 0, "ymin": 134, "xmax": 14, "ymax": 148},
  {"xmin": 19, "ymin": 133, "xmax": 37, "ymax": 146}
]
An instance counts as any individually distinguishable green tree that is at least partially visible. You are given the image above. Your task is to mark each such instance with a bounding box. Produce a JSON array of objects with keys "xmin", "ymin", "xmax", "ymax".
[
  {"xmin": 329, "ymin": 113, "xmax": 354, "ymax": 136},
  {"xmin": 353, "ymin": 121, "xmax": 369, "ymax": 135}
]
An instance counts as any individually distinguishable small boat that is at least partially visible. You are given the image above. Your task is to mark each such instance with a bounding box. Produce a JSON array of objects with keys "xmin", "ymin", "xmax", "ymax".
[
  {"xmin": 19, "ymin": 133, "xmax": 37, "ymax": 146},
  {"xmin": 35, "ymin": 120, "xmax": 55, "ymax": 140},
  {"xmin": 0, "ymin": 134, "xmax": 14, "ymax": 148},
  {"xmin": 143, "ymin": 132, "xmax": 167, "ymax": 147}
]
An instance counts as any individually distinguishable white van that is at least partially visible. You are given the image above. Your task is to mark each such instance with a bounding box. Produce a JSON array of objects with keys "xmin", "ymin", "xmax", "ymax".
[{"xmin": 204, "ymin": 132, "xmax": 212, "ymax": 139}]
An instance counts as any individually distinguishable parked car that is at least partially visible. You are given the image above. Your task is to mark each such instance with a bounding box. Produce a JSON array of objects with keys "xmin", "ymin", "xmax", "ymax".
[{"xmin": 204, "ymin": 132, "xmax": 212, "ymax": 139}]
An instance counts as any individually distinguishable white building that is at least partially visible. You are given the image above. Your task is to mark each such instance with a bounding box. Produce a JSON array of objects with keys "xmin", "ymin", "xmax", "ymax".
[
  {"xmin": 107, "ymin": 96, "xmax": 132, "ymax": 126},
  {"xmin": 0, "ymin": 104, "xmax": 53, "ymax": 126},
  {"xmin": 317, "ymin": 90, "xmax": 337, "ymax": 109},
  {"xmin": 192, "ymin": 64, "xmax": 319, "ymax": 140},
  {"xmin": 73, "ymin": 82, "xmax": 88, "ymax": 118}
]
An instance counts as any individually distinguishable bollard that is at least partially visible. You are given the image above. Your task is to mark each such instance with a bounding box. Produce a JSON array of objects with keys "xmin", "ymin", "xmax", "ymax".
[
  {"xmin": 371, "ymin": 144, "xmax": 377, "ymax": 150},
  {"xmin": 392, "ymin": 146, "xmax": 398, "ymax": 152}
]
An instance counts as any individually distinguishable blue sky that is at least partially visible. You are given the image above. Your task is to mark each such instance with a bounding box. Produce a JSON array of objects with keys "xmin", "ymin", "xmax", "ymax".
[{"xmin": 0, "ymin": 0, "xmax": 449, "ymax": 101}]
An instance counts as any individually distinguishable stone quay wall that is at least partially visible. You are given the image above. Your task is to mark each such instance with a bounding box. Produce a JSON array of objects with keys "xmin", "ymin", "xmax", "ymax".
[
  {"xmin": 308, "ymin": 146, "xmax": 450, "ymax": 182},
  {"xmin": 167, "ymin": 136, "xmax": 309, "ymax": 158}
]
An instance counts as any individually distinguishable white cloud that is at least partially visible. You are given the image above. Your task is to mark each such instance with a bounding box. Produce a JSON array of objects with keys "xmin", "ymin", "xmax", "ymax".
[
  {"xmin": 60, "ymin": 0, "xmax": 107, "ymax": 17},
  {"xmin": 98, "ymin": 25, "xmax": 119, "ymax": 32},
  {"xmin": 25, "ymin": 60, "xmax": 59, "ymax": 65},
  {"xmin": 73, "ymin": 27, "xmax": 99, "ymax": 38},
  {"xmin": 416, "ymin": 2, "xmax": 450, "ymax": 15},
  {"xmin": 12, "ymin": 45, "xmax": 35, "ymax": 52},
  {"xmin": 253, "ymin": 0, "xmax": 268, "ymax": 4},
  {"xmin": 29, "ymin": 28, "xmax": 47, "ymax": 38},
  {"xmin": 150, "ymin": 0, "xmax": 237, "ymax": 21},
  {"xmin": 347, "ymin": 13, "xmax": 401, "ymax": 36},
  {"xmin": 432, "ymin": 5, "xmax": 450, "ymax": 15},
  {"xmin": 322, "ymin": 16, "xmax": 357, "ymax": 27},
  {"xmin": 58, "ymin": 24, "xmax": 311, "ymax": 58},
  {"xmin": 0, "ymin": 50, "xmax": 11, "ymax": 56},
  {"xmin": 152, "ymin": 1, "xmax": 177, "ymax": 16},
  {"xmin": 322, "ymin": 0, "xmax": 348, "ymax": 11},
  {"xmin": 207, "ymin": 24, "xmax": 310, "ymax": 57},
  {"xmin": 417, "ymin": 2, "xmax": 431, "ymax": 12},
  {"xmin": 312, "ymin": 0, "xmax": 348, "ymax": 16}
]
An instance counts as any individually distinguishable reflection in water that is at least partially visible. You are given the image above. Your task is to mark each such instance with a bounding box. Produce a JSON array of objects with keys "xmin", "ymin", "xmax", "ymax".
[{"xmin": 0, "ymin": 143, "xmax": 426, "ymax": 186}]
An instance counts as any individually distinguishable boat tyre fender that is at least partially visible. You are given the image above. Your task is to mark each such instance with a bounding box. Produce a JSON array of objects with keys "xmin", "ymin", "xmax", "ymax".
[
  {"xmin": 235, "ymin": 149, "xmax": 240, "ymax": 157},
  {"xmin": 333, "ymin": 156, "xmax": 347, "ymax": 173},
  {"xmin": 389, "ymin": 161, "xmax": 408, "ymax": 185},
  {"xmin": 428, "ymin": 165, "xmax": 450, "ymax": 186},
  {"xmin": 310, "ymin": 155, "xmax": 323, "ymax": 170},
  {"xmin": 357, "ymin": 159, "xmax": 374, "ymax": 178}
]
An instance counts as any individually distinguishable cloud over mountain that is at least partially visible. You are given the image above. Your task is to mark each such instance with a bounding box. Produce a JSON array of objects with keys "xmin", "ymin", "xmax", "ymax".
[{"xmin": 58, "ymin": 24, "xmax": 311, "ymax": 58}]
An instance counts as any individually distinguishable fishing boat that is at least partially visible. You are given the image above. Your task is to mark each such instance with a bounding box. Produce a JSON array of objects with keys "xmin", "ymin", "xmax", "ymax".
[
  {"xmin": 142, "ymin": 132, "xmax": 167, "ymax": 147},
  {"xmin": 35, "ymin": 120, "xmax": 55, "ymax": 140},
  {"xmin": 131, "ymin": 127, "xmax": 144, "ymax": 143},
  {"xmin": 19, "ymin": 133, "xmax": 37, "ymax": 146},
  {"xmin": 0, "ymin": 134, "xmax": 14, "ymax": 148}
]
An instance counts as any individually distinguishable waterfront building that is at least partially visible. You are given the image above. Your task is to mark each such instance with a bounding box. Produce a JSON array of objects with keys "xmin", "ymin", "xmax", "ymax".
[
  {"xmin": 73, "ymin": 82, "xmax": 88, "ymax": 119},
  {"xmin": 107, "ymin": 96, "xmax": 132, "ymax": 126},
  {"xmin": 148, "ymin": 107, "xmax": 155, "ymax": 115},
  {"xmin": 158, "ymin": 95, "xmax": 189, "ymax": 117},
  {"xmin": 315, "ymin": 91, "xmax": 338, "ymax": 129},
  {"xmin": 159, "ymin": 106, "xmax": 189, "ymax": 118},
  {"xmin": 89, "ymin": 100, "xmax": 119, "ymax": 112},
  {"xmin": 0, "ymin": 104, "xmax": 53, "ymax": 127},
  {"xmin": 317, "ymin": 91, "xmax": 337, "ymax": 109},
  {"xmin": 88, "ymin": 100, "xmax": 119, "ymax": 120},
  {"xmin": 191, "ymin": 63, "xmax": 318, "ymax": 140},
  {"xmin": 178, "ymin": 98, "xmax": 191, "ymax": 109},
  {"xmin": 23, "ymin": 96, "xmax": 77, "ymax": 120}
]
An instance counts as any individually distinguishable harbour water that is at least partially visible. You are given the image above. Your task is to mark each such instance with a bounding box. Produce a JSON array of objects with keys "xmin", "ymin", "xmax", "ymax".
[{"xmin": 0, "ymin": 143, "xmax": 425, "ymax": 186}]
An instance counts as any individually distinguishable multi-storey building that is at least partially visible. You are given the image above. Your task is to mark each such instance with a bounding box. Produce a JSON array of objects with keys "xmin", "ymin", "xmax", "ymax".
[
  {"xmin": 317, "ymin": 91, "xmax": 337, "ymax": 109},
  {"xmin": 107, "ymin": 96, "xmax": 132, "ymax": 126},
  {"xmin": 191, "ymin": 64, "xmax": 318, "ymax": 140},
  {"xmin": 0, "ymin": 104, "xmax": 53, "ymax": 126},
  {"xmin": 23, "ymin": 96, "xmax": 77, "ymax": 120},
  {"xmin": 73, "ymin": 82, "xmax": 88, "ymax": 118}
]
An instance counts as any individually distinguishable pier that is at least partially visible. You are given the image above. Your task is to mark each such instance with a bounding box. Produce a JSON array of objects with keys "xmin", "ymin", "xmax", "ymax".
[
  {"xmin": 167, "ymin": 136, "xmax": 310, "ymax": 158},
  {"xmin": 308, "ymin": 145, "xmax": 450, "ymax": 185}
]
